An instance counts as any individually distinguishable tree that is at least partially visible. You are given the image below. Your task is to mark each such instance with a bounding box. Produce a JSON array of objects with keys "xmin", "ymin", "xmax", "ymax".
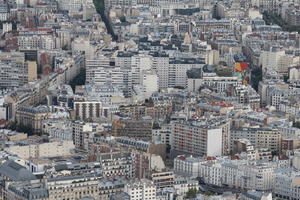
[
  {"xmin": 16, "ymin": 124, "xmax": 33, "ymax": 135},
  {"xmin": 93, "ymin": 0, "xmax": 118, "ymax": 41},
  {"xmin": 204, "ymin": 191, "xmax": 214, "ymax": 196},
  {"xmin": 263, "ymin": 11, "xmax": 300, "ymax": 33},
  {"xmin": 144, "ymin": 98, "xmax": 154, "ymax": 105},
  {"xmin": 8, "ymin": 121, "xmax": 17, "ymax": 131},
  {"xmin": 186, "ymin": 68, "xmax": 202, "ymax": 78},
  {"xmin": 62, "ymin": 44, "xmax": 68, "ymax": 50},
  {"xmin": 119, "ymin": 16, "xmax": 126, "ymax": 23},
  {"xmin": 293, "ymin": 121, "xmax": 300, "ymax": 128},
  {"xmin": 152, "ymin": 121, "xmax": 160, "ymax": 129},
  {"xmin": 185, "ymin": 188, "xmax": 198, "ymax": 199},
  {"xmin": 215, "ymin": 68, "xmax": 232, "ymax": 77},
  {"xmin": 272, "ymin": 150, "xmax": 278, "ymax": 156}
]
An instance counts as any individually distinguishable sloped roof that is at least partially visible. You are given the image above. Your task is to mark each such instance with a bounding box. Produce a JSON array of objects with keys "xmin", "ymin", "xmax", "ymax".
[{"xmin": 0, "ymin": 161, "xmax": 37, "ymax": 181}]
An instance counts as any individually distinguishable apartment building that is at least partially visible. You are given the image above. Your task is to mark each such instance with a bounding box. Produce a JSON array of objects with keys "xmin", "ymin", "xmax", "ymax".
[
  {"xmin": 5, "ymin": 175, "xmax": 99, "ymax": 200},
  {"xmin": 168, "ymin": 58, "xmax": 204, "ymax": 88},
  {"xmin": 188, "ymin": 76, "xmax": 240, "ymax": 93},
  {"xmin": 231, "ymin": 127, "xmax": 281, "ymax": 152},
  {"xmin": 72, "ymin": 121, "xmax": 102, "ymax": 150},
  {"xmin": 274, "ymin": 169, "xmax": 300, "ymax": 200},
  {"xmin": 260, "ymin": 47, "xmax": 296, "ymax": 75},
  {"xmin": 74, "ymin": 100, "xmax": 103, "ymax": 121},
  {"xmin": 152, "ymin": 124, "xmax": 172, "ymax": 146},
  {"xmin": 112, "ymin": 119, "xmax": 153, "ymax": 141},
  {"xmin": 86, "ymin": 57, "xmax": 124, "ymax": 92},
  {"xmin": 171, "ymin": 120, "xmax": 223, "ymax": 157},
  {"xmin": 98, "ymin": 152, "xmax": 134, "ymax": 178},
  {"xmin": 151, "ymin": 52, "xmax": 170, "ymax": 89},
  {"xmin": 16, "ymin": 106, "xmax": 52, "ymax": 134},
  {"xmin": 174, "ymin": 155, "xmax": 206, "ymax": 178},
  {"xmin": 0, "ymin": 52, "xmax": 36, "ymax": 90},
  {"xmin": 104, "ymin": 0, "xmax": 134, "ymax": 10},
  {"xmin": 5, "ymin": 140, "xmax": 74, "ymax": 159},
  {"xmin": 124, "ymin": 179, "xmax": 156, "ymax": 200},
  {"xmin": 150, "ymin": 171, "xmax": 175, "ymax": 189},
  {"xmin": 175, "ymin": 156, "xmax": 279, "ymax": 191},
  {"xmin": 18, "ymin": 35, "xmax": 55, "ymax": 50}
]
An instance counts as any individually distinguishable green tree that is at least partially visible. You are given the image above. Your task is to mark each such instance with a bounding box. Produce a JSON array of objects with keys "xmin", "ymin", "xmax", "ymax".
[
  {"xmin": 263, "ymin": 11, "xmax": 300, "ymax": 33},
  {"xmin": 152, "ymin": 121, "xmax": 160, "ymax": 129},
  {"xmin": 93, "ymin": 0, "xmax": 118, "ymax": 40},
  {"xmin": 62, "ymin": 44, "xmax": 68, "ymax": 50},
  {"xmin": 93, "ymin": 0, "xmax": 105, "ymax": 13},
  {"xmin": 186, "ymin": 68, "xmax": 202, "ymax": 79},
  {"xmin": 8, "ymin": 121, "xmax": 17, "ymax": 131},
  {"xmin": 185, "ymin": 188, "xmax": 198, "ymax": 199},
  {"xmin": 204, "ymin": 191, "xmax": 214, "ymax": 196},
  {"xmin": 16, "ymin": 124, "xmax": 33, "ymax": 135},
  {"xmin": 215, "ymin": 68, "xmax": 232, "ymax": 77},
  {"xmin": 119, "ymin": 16, "xmax": 126, "ymax": 23},
  {"xmin": 293, "ymin": 121, "xmax": 300, "ymax": 128}
]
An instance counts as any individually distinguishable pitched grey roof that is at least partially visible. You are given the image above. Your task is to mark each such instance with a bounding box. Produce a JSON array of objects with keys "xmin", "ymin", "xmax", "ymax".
[{"xmin": 0, "ymin": 161, "xmax": 36, "ymax": 181}]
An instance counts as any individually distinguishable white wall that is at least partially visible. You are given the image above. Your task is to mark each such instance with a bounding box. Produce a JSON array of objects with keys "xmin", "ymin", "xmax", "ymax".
[{"xmin": 207, "ymin": 128, "xmax": 223, "ymax": 156}]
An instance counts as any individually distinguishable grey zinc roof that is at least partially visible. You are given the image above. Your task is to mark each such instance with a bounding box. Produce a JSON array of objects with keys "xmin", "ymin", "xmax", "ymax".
[{"xmin": 0, "ymin": 161, "xmax": 36, "ymax": 181}]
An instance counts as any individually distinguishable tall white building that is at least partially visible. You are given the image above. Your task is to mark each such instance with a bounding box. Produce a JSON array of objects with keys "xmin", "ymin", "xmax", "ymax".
[
  {"xmin": 2, "ymin": 22, "xmax": 12, "ymax": 34},
  {"xmin": 151, "ymin": 52, "xmax": 170, "ymax": 89},
  {"xmin": 0, "ymin": 52, "xmax": 30, "ymax": 90},
  {"xmin": 86, "ymin": 57, "xmax": 124, "ymax": 92},
  {"xmin": 115, "ymin": 52, "xmax": 153, "ymax": 97},
  {"xmin": 172, "ymin": 120, "xmax": 223, "ymax": 157},
  {"xmin": 168, "ymin": 58, "xmax": 204, "ymax": 88}
]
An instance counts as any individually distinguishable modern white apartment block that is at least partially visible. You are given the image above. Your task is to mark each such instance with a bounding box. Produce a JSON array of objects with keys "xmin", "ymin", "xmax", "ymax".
[
  {"xmin": 86, "ymin": 56, "xmax": 124, "ymax": 92},
  {"xmin": 151, "ymin": 52, "xmax": 170, "ymax": 89},
  {"xmin": 172, "ymin": 120, "xmax": 223, "ymax": 157}
]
